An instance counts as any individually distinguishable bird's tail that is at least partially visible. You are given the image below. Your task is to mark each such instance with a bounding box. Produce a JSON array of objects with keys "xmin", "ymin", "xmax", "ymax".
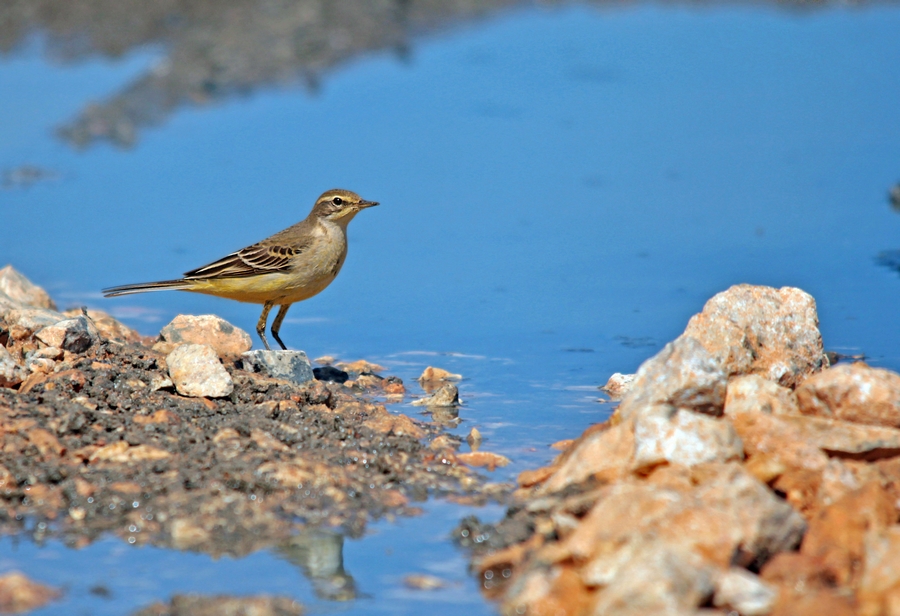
[{"xmin": 102, "ymin": 279, "xmax": 194, "ymax": 298}]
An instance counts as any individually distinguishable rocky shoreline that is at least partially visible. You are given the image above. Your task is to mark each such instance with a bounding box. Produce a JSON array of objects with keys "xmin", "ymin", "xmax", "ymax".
[
  {"xmin": 0, "ymin": 264, "xmax": 503, "ymax": 612},
  {"xmin": 458, "ymin": 284, "xmax": 900, "ymax": 616}
]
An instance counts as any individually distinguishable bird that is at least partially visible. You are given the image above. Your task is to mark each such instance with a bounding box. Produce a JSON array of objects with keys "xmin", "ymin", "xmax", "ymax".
[{"xmin": 103, "ymin": 188, "xmax": 379, "ymax": 351}]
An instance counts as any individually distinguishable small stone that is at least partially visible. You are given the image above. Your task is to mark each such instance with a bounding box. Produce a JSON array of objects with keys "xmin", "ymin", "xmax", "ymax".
[
  {"xmin": 336, "ymin": 359, "xmax": 385, "ymax": 374},
  {"xmin": 0, "ymin": 265, "xmax": 56, "ymax": 310},
  {"xmin": 0, "ymin": 346, "xmax": 27, "ymax": 388},
  {"xmin": 403, "ymin": 574, "xmax": 451, "ymax": 590},
  {"xmin": 456, "ymin": 451, "xmax": 510, "ymax": 471},
  {"xmin": 713, "ymin": 568, "xmax": 777, "ymax": 616},
  {"xmin": 466, "ymin": 427, "xmax": 483, "ymax": 450},
  {"xmin": 241, "ymin": 350, "xmax": 313, "ymax": 386},
  {"xmin": 35, "ymin": 315, "xmax": 99, "ymax": 353},
  {"xmin": 601, "ymin": 373, "xmax": 636, "ymax": 399},
  {"xmin": 168, "ymin": 344, "xmax": 234, "ymax": 398},
  {"xmin": 0, "ymin": 571, "xmax": 60, "ymax": 613},
  {"xmin": 150, "ymin": 374, "xmax": 174, "ymax": 391},
  {"xmin": 312, "ymin": 365, "xmax": 348, "ymax": 383},
  {"xmin": 796, "ymin": 362, "xmax": 900, "ymax": 428},
  {"xmin": 418, "ymin": 366, "xmax": 462, "ymax": 382},
  {"xmin": 313, "ymin": 355, "xmax": 335, "ymax": 365},
  {"xmin": 154, "ymin": 314, "xmax": 252, "ymax": 358},
  {"xmin": 133, "ymin": 594, "xmax": 304, "ymax": 616},
  {"xmin": 63, "ymin": 308, "xmax": 143, "ymax": 344},
  {"xmin": 5, "ymin": 307, "xmax": 65, "ymax": 340},
  {"xmin": 412, "ymin": 383, "xmax": 459, "ymax": 407}
]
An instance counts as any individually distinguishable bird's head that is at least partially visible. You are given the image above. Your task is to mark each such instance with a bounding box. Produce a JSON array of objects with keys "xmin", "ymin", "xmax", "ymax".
[{"xmin": 311, "ymin": 189, "xmax": 379, "ymax": 226}]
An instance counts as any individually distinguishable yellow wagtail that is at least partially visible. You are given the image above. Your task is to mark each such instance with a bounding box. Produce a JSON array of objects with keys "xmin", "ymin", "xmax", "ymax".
[{"xmin": 103, "ymin": 188, "xmax": 378, "ymax": 350}]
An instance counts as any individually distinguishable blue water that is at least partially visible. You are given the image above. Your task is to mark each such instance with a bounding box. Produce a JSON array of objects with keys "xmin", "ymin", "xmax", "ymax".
[{"xmin": 2, "ymin": 4, "xmax": 900, "ymax": 614}]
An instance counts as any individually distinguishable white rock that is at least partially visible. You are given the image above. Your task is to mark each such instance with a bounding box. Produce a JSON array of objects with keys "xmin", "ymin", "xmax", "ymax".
[
  {"xmin": 167, "ymin": 344, "xmax": 233, "ymax": 398},
  {"xmin": 713, "ymin": 568, "xmax": 777, "ymax": 616},
  {"xmin": 632, "ymin": 405, "xmax": 744, "ymax": 470},
  {"xmin": 5, "ymin": 308, "xmax": 65, "ymax": 340},
  {"xmin": 0, "ymin": 265, "xmax": 56, "ymax": 310},
  {"xmin": 0, "ymin": 345, "xmax": 27, "ymax": 388}
]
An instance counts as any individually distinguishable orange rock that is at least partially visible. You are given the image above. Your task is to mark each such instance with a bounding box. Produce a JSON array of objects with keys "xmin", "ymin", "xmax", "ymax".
[
  {"xmin": 154, "ymin": 314, "xmax": 252, "ymax": 358},
  {"xmin": 801, "ymin": 482, "xmax": 897, "ymax": 587},
  {"xmin": 681, "ymin": 284, "xmax": 827, "ymax": 387},
  {"xmin": 503, "ymin": 565, "xmax": 595, "ymax": 616},
  {"xmin": 777, "ymin": 414, "xmax": 900, "ymax": 461},
  {"xmin": 797, "ymin": 362, "xmax": 900, "ymax": 429},
  {"xmin": 362, "ymin": 412, "xmax": 424, "ymax": 439},
  {"xmin": 132, "ymin": 409, "xmax": 179, "ymax": 425},
  {"xmin": 336, "ymin": 359, "xmax": 385, "ymax": 374},
  {"xmin": 0, "ymin": 266, "xmax": 56, "ymax": 309},
  {"xmin": 730, "ymin": 411, "xmax": 829, "ymax": 473},
  {"xmin": 250, "ymin": 429, "xmax": 289, "ymax": 452},
  {"xmin": 63, "ymin": 308, "xmax": 144, "ymax": 344},
  {"xmin": 0, "ymin": 571, "xmax": 60, "ymax": 613},
  {"xmin": 550, "ymin": 439, "xmax": 575, "ymax": 452},
  {"xmin": 418, "ymin": 366, "xmax": 462, "ymax": 382},
  {"xmin": 26, "ymin": 428, "xmax": 64, "ymax": 457},
  {"xmin": 858, "ymin": 526, "xmax": 900, "ymax": 616},
  {"xmin": 539, "ymin": 419, "xmax": 635, "ymax": 494},
  {"xmin": 89, "ymin": 441, "xmax": 171, "ymax": 464},
  {"xmin": 518, "ymin": 466, "xmax": 556, "ymax": 488},
  {"xmin": 457, "ymin": 451, "xmax": 510, "ymax": 471}
]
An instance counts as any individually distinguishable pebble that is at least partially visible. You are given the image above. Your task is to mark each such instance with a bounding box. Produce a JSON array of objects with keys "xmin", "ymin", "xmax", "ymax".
[
  {"xmin": 153, "ymin": 314, "xmax": 252, "ymax": 358},
  {"xmin": 412, "ymin": 384, "xmax": 460, "ymax": 407},
  {"xmin": 167, "ymin": 344, "xmax": 234, "ymax": 398}
]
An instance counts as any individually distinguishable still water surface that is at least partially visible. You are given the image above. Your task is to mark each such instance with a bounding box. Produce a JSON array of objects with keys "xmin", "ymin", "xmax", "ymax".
[{"xmin": 2, "ymin": 3, "xmax": 900, "ymax": 614}]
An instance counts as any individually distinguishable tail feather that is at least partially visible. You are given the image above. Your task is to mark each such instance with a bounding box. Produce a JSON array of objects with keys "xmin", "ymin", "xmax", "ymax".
[{"xmin": 102, "ymin": 279, "xmax": 193, "ymax": 297}]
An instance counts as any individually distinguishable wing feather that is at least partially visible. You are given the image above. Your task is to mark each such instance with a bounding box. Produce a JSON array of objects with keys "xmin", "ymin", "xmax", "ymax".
[{"xmin": 184, "ymin": 243, "xmax": 303, "ymax": 279}]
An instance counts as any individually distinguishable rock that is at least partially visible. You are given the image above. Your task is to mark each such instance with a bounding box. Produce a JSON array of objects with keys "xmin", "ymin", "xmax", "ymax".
[
  {"xmin": 168, "ymin": 344, "xmax": 234, "ymax": 398},
  {"xmin": 712, "ymin": 567, "xmax": 777, "ymax": 616},
  {"xmin": 456, "ymin": 451, "xmax": 510, "ymax": 471},
  {"xmin": 796, "ymin": 362, "xmax": 900, "ymax": 428},
  {"xmin": 729, "ymin": 411, "xmax": 829, "ymax": 474},
  {"xmin": 859, "ymin": 526, "xmax": 900, "ymax": 616},
  {"xmin": 35, "ymin": 315, "xmax": 99, "ymax": 353},
  {"xmin": 154, "ymin": 314, "xmax": 252, "ymax": 358},
  {"xmin": 801, "ymin": 481, "xmax": 896, "ymax": 587},
  {"xmin": 778, "ymin": 414, "xmax": 900, "ymax": 460},
  {"xmin": 588, "ymin": 541, "xmax": 716, "ymax": 616},
  {"xmin": 0, "ymin": 265, "xmax": 56, "ymax": 310},
  {"xmin": 312, "ymin": 365, "xmax": 348, "ymax": 383},
  {"xmin": 601, "ymin": 372, "xmax": 636, "ymax": 399},
  {"xmin": 63, "ymin": 308, "xmax": 144, "ymax": 344},
  {"xmin": 551, "ymin": 464, "xmax": 804, "ymax": 572},
  {"xmin": 412, "ymin": 383, "xmax": 460, "ymax": 407},
  {"xmin": 681, "ymin": 284, "xmax": 827, "ymax": 388},
  {"xmin": 241, "ymin": 350, "xmax": 313, "ymax": 386},
  {"xmin": 0, "ymin": 346, "xmax": 27, "ymax": 388},
  {"xmin": 539, "ymin": 420, "xmax": 635, "ymax": 493},
  {"xmin": 632, "ymin": 406, "xmax": 744, "ymax": 471},
  {"xmin": 403, "ymin": 574, "xmax": 451, "ymax": 590},
  {"xmin": 763, "ymin": 557, "xmax": 858, "ymax": 616},
  {"xmin": 466, "ymin": 427, "xmax": 482, "ymax": 450},
  {"xmin": 724, "ymin": 374, "xmax": 800, "ymax": 416},
  {"xmin": 0, "ymin": 571, "xmax": 60, "ymax": 613},
  {"xmin": 336, "ymin": 359, "xmax": 385, "ymax": 374},
  {"xmin": 4, "ymin": 307, "xmax": 65, "ymax": 340},
  {"xmin": 615, "ymin": 336, "xmax": 728, "ymax": 421},
  {"xmin": 418, "ymin": 366, "xmax": 462, "ymax": 382},
  {"xmin": 133, "ymin": 594, "xmax": 304, "ymax": 616}
]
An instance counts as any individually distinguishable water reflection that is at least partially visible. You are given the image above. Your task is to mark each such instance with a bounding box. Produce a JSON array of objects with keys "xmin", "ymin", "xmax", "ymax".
[
  {"xmin": 276, "ymin": 530, "xmax": 357, "ymax": 601},
  {"xmin": 2, "ymin": 0, "xmax": 890, "ymax": 149}
]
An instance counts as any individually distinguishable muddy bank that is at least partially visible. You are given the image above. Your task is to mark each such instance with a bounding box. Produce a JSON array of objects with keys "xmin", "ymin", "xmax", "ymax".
[
  {"xmin": 458, "ymin": 284, "xmax": 900, "ymax": 616},
  {"xmin": 0, "ymin": 265, "xmax": 495, "ymax": 563}
]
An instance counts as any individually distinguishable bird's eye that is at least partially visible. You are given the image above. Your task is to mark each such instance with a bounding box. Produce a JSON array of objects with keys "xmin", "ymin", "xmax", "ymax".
[{"xmin": 332, "ymin": 197, "xmax": 343, "ymax": 206}]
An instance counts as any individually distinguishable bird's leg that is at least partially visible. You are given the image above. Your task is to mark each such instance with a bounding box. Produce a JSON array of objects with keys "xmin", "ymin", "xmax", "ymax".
[
  {"xmin": 271, "ymin": 304, "xmax": 291, "ymax": 351},
  {"xmin": 256, "ymin": 301, "xmax": 275, "ymax": 350}
]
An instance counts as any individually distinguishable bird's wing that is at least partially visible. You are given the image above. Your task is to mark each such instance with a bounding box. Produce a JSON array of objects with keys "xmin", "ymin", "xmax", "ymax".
[{"xmin": 184, "ymin": 242, "xmax": 305, "ymax": 279}]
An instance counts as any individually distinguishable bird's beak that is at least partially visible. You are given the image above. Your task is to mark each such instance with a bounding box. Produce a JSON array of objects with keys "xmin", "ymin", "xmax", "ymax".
[{"xmin": 357, "ymin": 200, "xmax": 379, "ymax": 209}]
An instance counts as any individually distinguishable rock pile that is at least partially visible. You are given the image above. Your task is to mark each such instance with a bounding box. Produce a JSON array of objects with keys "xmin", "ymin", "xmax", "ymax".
[{"xmin": 459, "ymin": 284, "xmax": 900, "ymax": 616}]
